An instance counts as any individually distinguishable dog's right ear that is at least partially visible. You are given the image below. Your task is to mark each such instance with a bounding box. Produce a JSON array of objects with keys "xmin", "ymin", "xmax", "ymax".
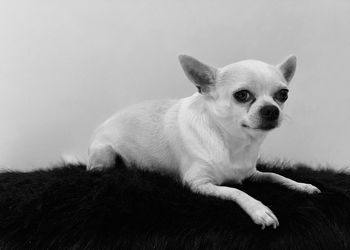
[{"xmin": 178, "ymin": 55, "xmax": 217, "ymax": 94}]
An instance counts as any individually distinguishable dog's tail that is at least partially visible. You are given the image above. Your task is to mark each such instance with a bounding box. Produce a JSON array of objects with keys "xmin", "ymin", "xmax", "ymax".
[{"xmin": 61, "ymin": 153, "xmax": 82, "ymax": 165}]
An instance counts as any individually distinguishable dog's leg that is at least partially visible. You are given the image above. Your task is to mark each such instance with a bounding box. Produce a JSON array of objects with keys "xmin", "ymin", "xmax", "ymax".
[
  {"xmin": 188, "ymin": 181, "xmax": 279, "ymax": 229},
  {"xmin": 88, "ymin": 144, "xmax": 116, "ymax": 170},
  {"xmin": 250, "ymin": 171, "xmax": 321, "ymax": 194}
]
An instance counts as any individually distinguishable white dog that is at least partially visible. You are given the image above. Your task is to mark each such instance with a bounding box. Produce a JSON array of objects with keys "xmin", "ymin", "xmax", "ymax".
[{"xmin": 88, "ymin": 55, "xmax": 321, "ymax": 229}]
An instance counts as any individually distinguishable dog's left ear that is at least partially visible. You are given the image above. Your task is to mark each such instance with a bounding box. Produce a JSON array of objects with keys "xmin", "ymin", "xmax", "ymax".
[{"xmin": 277, "ymin": 55, "xmax": 297, "ymax": 83}]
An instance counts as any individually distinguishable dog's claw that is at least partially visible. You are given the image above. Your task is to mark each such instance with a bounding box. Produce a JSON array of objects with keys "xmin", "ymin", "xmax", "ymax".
[{"xmin": 248, "ymin": 201, "xmax": 279, "ymax": 230}]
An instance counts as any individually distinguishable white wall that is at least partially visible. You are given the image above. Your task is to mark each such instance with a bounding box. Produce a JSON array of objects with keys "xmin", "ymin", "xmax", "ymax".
[{"xmin": 1, "ymin": 0, "xmax": 349, "ymax": 170}]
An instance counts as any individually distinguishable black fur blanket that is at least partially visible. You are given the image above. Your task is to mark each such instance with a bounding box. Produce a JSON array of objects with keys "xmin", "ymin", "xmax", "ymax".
[{"xmin": 0, "ymin": 157, "xmax": 350, "ymax": 250}]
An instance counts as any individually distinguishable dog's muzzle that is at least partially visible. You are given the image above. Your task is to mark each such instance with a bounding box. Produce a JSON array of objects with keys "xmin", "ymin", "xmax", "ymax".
[{"xmin": 258, "ymin": 105, "xmax": 279, "ymax": 130}]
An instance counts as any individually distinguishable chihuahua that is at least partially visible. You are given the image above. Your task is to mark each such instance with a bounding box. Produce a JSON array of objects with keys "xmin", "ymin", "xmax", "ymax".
[{"xmin": 88, "ymin": 55, "xmax": 320, "ymax": 229}]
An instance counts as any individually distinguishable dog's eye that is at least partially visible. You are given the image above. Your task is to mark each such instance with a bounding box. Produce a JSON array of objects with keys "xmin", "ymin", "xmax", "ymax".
[
  {"xmin": 274, "ymin": 89, "xmax": 289, "ymax": 102},
  {"xmin": 233, "ymin": 90, "xmax": 254, "ymax": 103}
]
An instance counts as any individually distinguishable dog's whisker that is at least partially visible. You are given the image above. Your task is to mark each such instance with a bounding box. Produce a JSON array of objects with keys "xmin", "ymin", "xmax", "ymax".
[{"xmin": 282, "ymin": 113, "xmax": 293, "ymax": 124}]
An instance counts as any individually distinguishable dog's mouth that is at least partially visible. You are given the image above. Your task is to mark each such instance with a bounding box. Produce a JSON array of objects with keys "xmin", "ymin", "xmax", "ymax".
[
  {"xmin": 242, "ymin": 122, "xmax": 278, "ymax": 131},
  {"xmin": 242, "ymin": 124, "xmax": 251, "ymax": 129},
  {"xmin": 258, "ymin": 123, "xmax": 278, "ymax": 131}
]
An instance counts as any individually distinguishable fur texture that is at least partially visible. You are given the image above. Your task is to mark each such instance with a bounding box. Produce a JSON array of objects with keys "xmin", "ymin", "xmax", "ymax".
[{"xmin": 0, "ymin": 156, "xmax": 349, "ymax": 250}]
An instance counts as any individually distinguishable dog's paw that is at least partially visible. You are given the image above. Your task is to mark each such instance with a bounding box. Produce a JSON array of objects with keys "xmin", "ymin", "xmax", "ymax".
[
  {"xmin": 248, "ymin": 201, "xmax": 279, "ymax": 230},
  {"xmin": 295, "ymin": 183, "xmax": 321, "ymax": 194}
]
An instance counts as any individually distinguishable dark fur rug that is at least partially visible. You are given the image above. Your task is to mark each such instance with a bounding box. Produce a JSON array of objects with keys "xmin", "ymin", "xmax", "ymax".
[{"xmin": 0, "ymin": 156, "xmax": 350, "ymax": 250}]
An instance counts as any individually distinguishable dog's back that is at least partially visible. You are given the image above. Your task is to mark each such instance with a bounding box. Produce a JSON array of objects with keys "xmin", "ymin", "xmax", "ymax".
[{"xmin": 88, "ymin": 99, "xmax": 180, "ymax": 173}]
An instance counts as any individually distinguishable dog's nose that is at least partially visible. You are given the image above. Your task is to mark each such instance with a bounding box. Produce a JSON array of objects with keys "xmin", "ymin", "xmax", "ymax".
[{"xmin": 260, "ymin": 105, "xmax": 279, "ymax": 121}]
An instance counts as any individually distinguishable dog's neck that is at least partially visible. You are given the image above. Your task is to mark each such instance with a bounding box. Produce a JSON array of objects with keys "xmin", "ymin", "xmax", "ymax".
[{"xmin": 183, "ymin": 93, "xmax": 265, "ymax": 182}]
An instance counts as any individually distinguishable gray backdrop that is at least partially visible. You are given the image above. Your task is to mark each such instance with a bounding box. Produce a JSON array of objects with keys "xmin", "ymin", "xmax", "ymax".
[{"xmin": 1, "ymin": 0, "xmax": 349, "ymax": 170}]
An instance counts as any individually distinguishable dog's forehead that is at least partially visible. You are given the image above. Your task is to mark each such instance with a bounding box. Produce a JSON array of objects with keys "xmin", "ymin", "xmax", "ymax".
[{"xmin": 219, "ymin": 60, "xmax": 285, "ymax": 88}]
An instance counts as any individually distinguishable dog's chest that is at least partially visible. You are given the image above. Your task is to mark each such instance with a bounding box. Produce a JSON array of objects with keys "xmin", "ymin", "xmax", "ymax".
[
  {"xmin": 219, "ymin": 161, "xmax": 255, "ymax": 184},
  {"xmin": 214, "ymin": 144, "xmax": 259, "ymax": 184}
]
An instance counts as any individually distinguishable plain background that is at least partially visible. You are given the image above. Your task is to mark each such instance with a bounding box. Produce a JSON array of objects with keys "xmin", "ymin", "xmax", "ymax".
[{"xmin": 1, "ymin": 0, "xmax": 349, "ymax": 170}]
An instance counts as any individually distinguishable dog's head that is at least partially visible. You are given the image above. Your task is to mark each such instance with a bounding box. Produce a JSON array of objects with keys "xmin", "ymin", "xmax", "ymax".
[{"xmin": 179, "ymin": 55, "xmax": 296, "ymax": 136}]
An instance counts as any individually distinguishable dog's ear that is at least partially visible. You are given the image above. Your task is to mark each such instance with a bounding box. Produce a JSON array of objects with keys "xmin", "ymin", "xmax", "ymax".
[
  {"xmin": 277, "ymin": 55, "xmax": 297, "ymax": 83},
  {"xmin": 178, "ymin": 55, "xmax": 217, "ymax": 94}
]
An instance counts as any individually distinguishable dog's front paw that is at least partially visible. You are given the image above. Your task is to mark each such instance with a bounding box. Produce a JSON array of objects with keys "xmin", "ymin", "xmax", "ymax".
[
  {"xmin": 248, "ymin": 201, "xmax": 279, "ymax": 230},
  {"xmin": 295, "ymin": 183, "xmax": 321, "ymax": 194}
]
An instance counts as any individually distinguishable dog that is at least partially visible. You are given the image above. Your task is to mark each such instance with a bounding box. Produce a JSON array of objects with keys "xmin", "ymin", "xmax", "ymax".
[{"xmin": 88, "ymin": 55, "xmax": 321, "ymax": 229}]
